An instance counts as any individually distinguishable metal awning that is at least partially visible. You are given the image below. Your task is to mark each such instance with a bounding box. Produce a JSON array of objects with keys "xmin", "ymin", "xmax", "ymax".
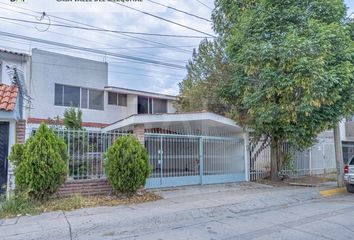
[{"xmin": 103, "ymin": 112, "xmax": 245, "ymax": 136}]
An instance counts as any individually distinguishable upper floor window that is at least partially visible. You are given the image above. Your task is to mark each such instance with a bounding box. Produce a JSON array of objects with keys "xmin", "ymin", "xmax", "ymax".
[
  {"xmin": 138, "ymin": 96, "xmax": 167, "ymax": 114},
  {"xmin": 108, "ymin": 92, "xmax": 127, "ymax": 107},
  {"xmin": 55, "ymin": 83, "xmax": 104, "ymax": 110}
]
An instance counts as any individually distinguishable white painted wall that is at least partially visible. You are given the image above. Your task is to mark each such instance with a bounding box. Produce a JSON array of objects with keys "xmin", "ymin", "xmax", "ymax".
[
  {"xmin": 28, "ymin": 49, "xmax": 175, "ymax": 125},
  {"xmin": 6, "ymin": 120, "xmax": 16, "ymax": 197}
]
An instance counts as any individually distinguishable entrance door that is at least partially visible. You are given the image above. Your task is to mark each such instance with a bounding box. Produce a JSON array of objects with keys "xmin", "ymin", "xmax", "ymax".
[{"xmin": 0, "ymin": 122, "xmax": 9, "ymax": 194}]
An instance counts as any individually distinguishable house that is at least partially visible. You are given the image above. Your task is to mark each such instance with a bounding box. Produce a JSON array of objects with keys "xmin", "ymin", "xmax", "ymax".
[
  {"xmin": 0, "ymin": 49, "xmax": 30, "ymax": 196},
  {"xmin": 0, "ymin": 48, "xmax": 248, "ymax": 195},
  {"xmin": 26, "ymin": 49, "xmax": 176, "ymax": 130},
  {"xmin": 340, "ymin": 118, "xmax": 354, "ymax": 163}
]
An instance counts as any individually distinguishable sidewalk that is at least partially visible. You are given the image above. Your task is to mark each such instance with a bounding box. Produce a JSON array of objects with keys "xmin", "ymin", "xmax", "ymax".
[{"xmin": 0, "ymin": 182, "xmax": 347, "ymax": 240}]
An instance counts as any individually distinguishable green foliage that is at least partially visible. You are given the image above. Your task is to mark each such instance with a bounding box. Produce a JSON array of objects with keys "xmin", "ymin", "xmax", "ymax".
[
  {"xmin": 8, "ymin": 143, "xmax": 25, "ymax": 167},
  {"xmin": 64, "ymin": 107, "xmax": 83, "ymax": 130},
  {"xmin": 14, "ymin": 123, "xmax": 68, "ymax": 200},
  {"xmin": 176, "ymin": 39, "xmax": 232, "ymax": 116},
  {"xmin": 213, "ymin": 0, "xmax": 354, "ymax": 149},
  {"xmin": 105, "ymin": 135, "xmax": 150, "ymax": 194},
  {"xmin": 0, "ymin": 191, "xmax": 37, "ymax": 218},
  {"xmin": 282, "ymin": 152, "xmax": 295, "ymax": 171}
]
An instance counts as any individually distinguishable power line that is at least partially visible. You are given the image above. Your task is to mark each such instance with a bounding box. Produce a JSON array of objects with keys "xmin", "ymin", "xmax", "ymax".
[
  {"xmin": 0, "ymin": 9, "xmax": 192, "ymax": 65},
  {"xmin": 31, "ymin": 60, "xmax": 184, "ymax": 79},
  {"xmin": 0, "ymin": 16, "xmax": 211, "ymax": 39},
  {"xmin": 0, "ymin": 31, "xmax": 186, "ymax": 69},
  {"xmin": 194, "ymin": 0, "xmax": 213, "ymax": 10},
  {"xmin": 146, "ymin": 0, "xmax": 211, "ymax": 22},
  {"xmin": 0, "ymin": 2, "xmax": 193, "ymax": 53},
  {"xmin": 110, "ymin": 1, "xmax": 216, "ymax": 37}
]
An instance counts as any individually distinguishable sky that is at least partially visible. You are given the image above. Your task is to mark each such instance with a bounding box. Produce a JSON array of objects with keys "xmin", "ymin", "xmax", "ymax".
[{"xmin": 0, "ymin": 0, "xmax": 353, "ymax": 96}]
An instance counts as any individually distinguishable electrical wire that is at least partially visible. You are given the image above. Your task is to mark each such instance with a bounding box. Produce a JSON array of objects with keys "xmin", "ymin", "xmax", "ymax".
[
  {"xmin": 0, "ymin": 31, "xmax": 186, "ymax": 69},
  {"xmin": 0, "ymin": 12, "xmax": 192, "ymax": 65},
  {"xmin": 110, "ymin": 1, "xmax": 216, "ymax": 37},
  {"xmin": 0, "ymin": 2, "xmax": 194, "ymax": 53},
  {"xmin": 0, "ymin": 16, "xmax": 212, "ymax": 39},
  {"xmin": 145, "ymin": 0, "xmax": 211, "ymax": 22},
  {"xmin": 194, "ymin": 0, "xmax": 213, "ymax": 10}
]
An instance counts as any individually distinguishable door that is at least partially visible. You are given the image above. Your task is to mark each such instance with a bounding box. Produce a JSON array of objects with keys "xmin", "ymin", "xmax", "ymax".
[{"xmin": 0, "ymin": 122, "xmax": 9, "ymax": 194}]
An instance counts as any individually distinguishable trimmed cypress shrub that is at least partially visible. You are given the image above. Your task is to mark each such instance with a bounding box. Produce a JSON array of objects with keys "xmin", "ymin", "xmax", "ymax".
[
  {"xmin": 14, "ymin": 124, "xmax": 68, "ymax": 200},
  {"xmin": 105, "ymin": 135, "xmax": 150, "ymax": 194},
  {"xmin": 8, "ymin": 143, "xmax": 25, "ymax": 167}
]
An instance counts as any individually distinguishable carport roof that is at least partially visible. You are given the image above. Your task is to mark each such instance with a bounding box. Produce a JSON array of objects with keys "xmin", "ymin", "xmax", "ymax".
[{"xmin": 103, "ymin": 111, "xmax": 244, "ymax": 136}]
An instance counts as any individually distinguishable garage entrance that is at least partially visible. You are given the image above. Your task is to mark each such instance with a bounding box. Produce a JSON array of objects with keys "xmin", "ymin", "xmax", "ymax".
[
  {"xmin": 103, "ymin": 112, "xmax": 249, "ymax": 188},
  {"xmin": 145, "ymin": 133, "xmax": 246, "ymax": 188}
]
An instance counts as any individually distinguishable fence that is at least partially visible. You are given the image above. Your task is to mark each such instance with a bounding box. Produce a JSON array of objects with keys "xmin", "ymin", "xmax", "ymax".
[
  {"xmin": 30, "ymin": 128, "xmax": 126, "ymax": 180},
  {"xmin": 250, "ymin": 139, "xmax": 336, "ymax": 181},
  {"xmin": 144, "ymin": 133, "xmax": 246, "ymax": 188}
]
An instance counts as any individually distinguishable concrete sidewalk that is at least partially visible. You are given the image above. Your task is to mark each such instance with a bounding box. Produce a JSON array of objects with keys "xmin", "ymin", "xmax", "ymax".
[{"xmin": 0, "ymin": 182, "xmax": 351, "ymax": 240}]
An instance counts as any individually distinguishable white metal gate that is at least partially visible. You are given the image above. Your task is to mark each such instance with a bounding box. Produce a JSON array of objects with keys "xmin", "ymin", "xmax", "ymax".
[{"xmin": 144, "ymin": 133, "xmax": 246, "ymax": 188}]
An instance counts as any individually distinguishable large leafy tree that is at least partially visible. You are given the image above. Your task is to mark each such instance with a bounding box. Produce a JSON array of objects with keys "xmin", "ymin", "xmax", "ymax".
[
  {"xmin": 176, "ymin": 39, "xmax": 232, "ymax": 116},
  {"xmin": 213, "ymin": 0, "xmax": 354, "ymax": 180}
]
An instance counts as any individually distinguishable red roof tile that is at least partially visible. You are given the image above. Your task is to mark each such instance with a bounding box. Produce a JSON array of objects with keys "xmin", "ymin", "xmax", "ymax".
[{"xmin": 0, "ymin": 84, "xmax": 18, "ymax": 111}]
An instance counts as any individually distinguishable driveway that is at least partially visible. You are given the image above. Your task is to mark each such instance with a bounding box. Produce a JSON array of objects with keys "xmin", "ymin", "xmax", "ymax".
[{"xmin": 0, "ymin": 182, "xmax": 353, "ymax": 240}]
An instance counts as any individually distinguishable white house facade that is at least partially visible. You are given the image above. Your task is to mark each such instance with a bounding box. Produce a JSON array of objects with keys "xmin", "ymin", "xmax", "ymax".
[
  {"xmin": 27, "ymin": 49, "xmax": 177, "ymax": 128},
  {"xmin": 0, "ymin": 48, "xmax": 249, "ymax": 194}
]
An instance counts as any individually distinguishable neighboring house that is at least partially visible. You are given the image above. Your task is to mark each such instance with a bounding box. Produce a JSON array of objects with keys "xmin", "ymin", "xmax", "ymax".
[
  {"xmin": 0, "ymin": 49, "xmax": 29, "ymax": 196},
  {"xmin": 26, "ymin": 49, "xmax": 176, "ymax": 129},
  {"xmin": 340, "ymin": 118, "xmax": 354, "ymax": 163}
]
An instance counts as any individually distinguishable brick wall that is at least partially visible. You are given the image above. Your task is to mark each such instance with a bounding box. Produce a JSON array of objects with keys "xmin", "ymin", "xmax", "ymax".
[
  {"xmin": 16, "ymin": 119, "xmax": 26, "ymax": 144},
  {"xmin": 56, "ymin": 179, "xmax": 113, "ymax": 197},
  {"xmin": 133, "ymin": 124, "xmax": 145, "ymax": 145}
]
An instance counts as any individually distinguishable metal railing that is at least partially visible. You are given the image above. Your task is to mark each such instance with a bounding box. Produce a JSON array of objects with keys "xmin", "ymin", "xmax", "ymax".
[
  {"xmin": 30, "ymin": 128, "xmax": 127, "ymax": 180},
  {"xmin": 250, "ymin": 138, "xmax": 337, "ymax": 181}
]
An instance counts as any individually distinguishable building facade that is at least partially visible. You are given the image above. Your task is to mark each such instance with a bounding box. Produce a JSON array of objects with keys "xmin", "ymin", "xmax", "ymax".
[{"xmin": 27, "ymin": 49, "xmax": 176, "ymax": 128}]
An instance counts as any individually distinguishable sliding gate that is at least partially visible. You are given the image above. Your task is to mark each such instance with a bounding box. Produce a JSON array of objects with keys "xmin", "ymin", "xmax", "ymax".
[{"xmin": 145, "ymin": 133, "xmax": 246, "ymax": 188}]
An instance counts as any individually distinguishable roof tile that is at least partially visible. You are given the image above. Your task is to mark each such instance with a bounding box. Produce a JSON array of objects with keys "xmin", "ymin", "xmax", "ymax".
[{"xmin": 0, "ymin": 84, "xmax": 18, "ymax": 112}]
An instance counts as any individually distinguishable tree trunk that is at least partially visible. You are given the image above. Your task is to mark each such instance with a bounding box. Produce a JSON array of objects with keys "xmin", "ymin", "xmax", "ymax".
[{"xmin": 270, "ymin": 138, "xmax": 282, "ymax": 181}]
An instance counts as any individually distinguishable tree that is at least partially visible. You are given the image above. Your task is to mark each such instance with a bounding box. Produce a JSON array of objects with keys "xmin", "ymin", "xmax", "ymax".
[
  {"xmin": 176, "ymin": 39, "xmax": 232, "ymax": 116},
  {"xmin": 12, "ymin": 124, "xmax": 68, "ymax": 200},
  {"xmin": 64, "ymin": 107, "xmax": 82, "ymax": 130},
  {"xmin": 213, "ymin": 0, "xmax": 354, "ymax": 180}
]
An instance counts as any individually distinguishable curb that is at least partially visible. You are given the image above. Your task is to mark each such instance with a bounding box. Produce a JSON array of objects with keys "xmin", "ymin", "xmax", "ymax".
[{"xmin": 319, "ymin": 187, "xmax": 347, "ymax": 197}]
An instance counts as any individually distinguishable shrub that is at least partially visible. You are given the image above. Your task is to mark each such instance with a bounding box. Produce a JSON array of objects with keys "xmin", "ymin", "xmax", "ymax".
[
  {"xmin": 64, "ymin": 107, "xmax": 82, "ymax": 130},
  {"xmin": 14, "ymin": 123, "xmax": 68, "ymax": 200},
  {"xmin": 8, "ymin": 143, "xmax": 25, "ymax": 167},
  {"xmin": 105, "ymin": 135, "xmax": 150, "ymax": 194}
]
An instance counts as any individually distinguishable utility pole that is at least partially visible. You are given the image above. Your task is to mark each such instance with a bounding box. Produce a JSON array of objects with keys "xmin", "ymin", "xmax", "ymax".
[{"xmin": 334, "ymin": 122, "xmax": 344, "ymax": 187}]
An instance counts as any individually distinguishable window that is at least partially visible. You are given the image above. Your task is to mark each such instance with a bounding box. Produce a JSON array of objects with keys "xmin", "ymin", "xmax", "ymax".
[
  {"xmin": 108, "ymin": 92, "xmax": 117, "ymax": 105},
  {"xmin": 54, "ymin": 84, "xmax": 80, "ymax": 107},
  {"xmin": 63, "ymin": 85, "xmax": 80, "ymax": 107},
  {"xmin": 89, "ymin": 89, "xmax": 104, "ymax": 110},
  {"xmin": 108, "ymin": 92, "xmax": 127, "ymax": 107},
  {"xmin": 54, "ymin": 84, "xmax": 104, "ymax": 110},
  {"xmin": 118, "ymin": 94, "xmax": 127, "ymax": 106},
  {"xmin": 55, "ymin": 84, "xmax": 64, "ymax": 106},
  {"xmin": 137, "ymin": 96, "xmax": 168, "ymax": 114},
  {"xmin": 153, "ymin": 98, "xmax": 167, "ymax": 113},
  {"xmin": 138, "ymin": 96, "xmax": 149, "ymax": 114},
  {"xmin": 350, "ymin": 156, "xmax": 354, "ymax": 165},
  {"xmin": 81, "ymin": 88, "xmax": 88, "ymax": 109}
]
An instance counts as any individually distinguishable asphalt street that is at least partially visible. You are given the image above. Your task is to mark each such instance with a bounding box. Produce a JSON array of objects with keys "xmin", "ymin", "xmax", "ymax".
[{"xmin": 0, "ymin": 183, "xmax": 353, "ymax": 240}]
